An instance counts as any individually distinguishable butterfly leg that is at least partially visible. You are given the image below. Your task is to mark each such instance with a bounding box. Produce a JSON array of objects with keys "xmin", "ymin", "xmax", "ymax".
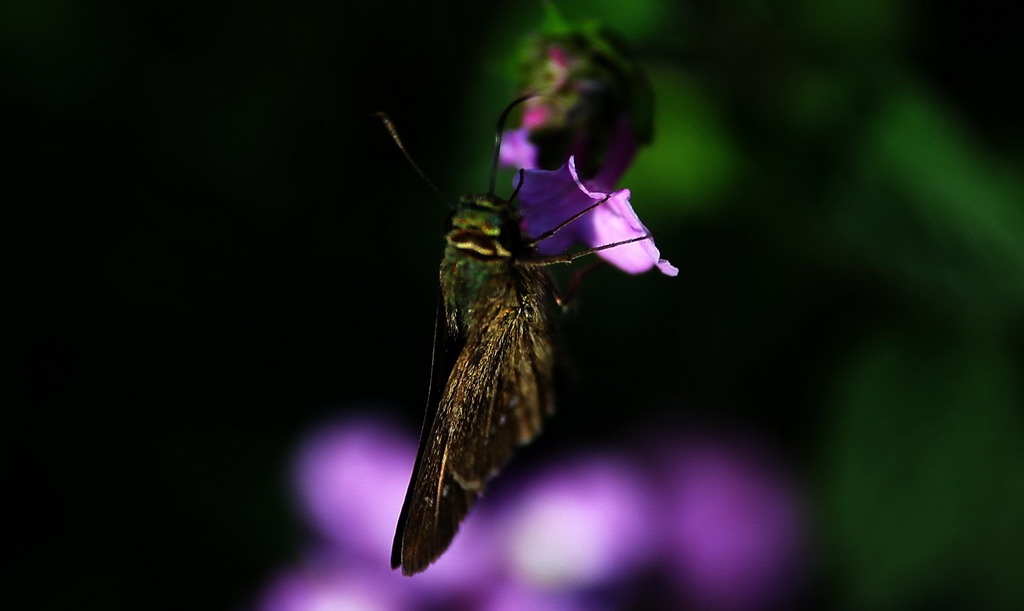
[
  {"xmin": 545, "ymin": 260, "xmax": 606, "ymax": 308},
  {"xmin": 524, "ymin": 193, "xmax": 613, "ymax": 246},
  {"xmin": 522, "ymin": 233, "xmax": 654, "ymax": 266}
]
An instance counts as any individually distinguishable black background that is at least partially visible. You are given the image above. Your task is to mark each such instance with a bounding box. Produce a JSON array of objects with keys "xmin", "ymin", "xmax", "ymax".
[{"xmin": 7, "ymin": 0, "xmax": 1023, "ymax": 608}]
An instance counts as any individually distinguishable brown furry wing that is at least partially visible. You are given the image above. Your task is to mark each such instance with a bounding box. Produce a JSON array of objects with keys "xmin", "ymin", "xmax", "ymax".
[{"xmin": 392, "ymin": 266, "xmax": 555, "ymax": 575}]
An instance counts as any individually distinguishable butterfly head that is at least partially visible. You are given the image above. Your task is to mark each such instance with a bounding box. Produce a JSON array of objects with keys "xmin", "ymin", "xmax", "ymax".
[{"xmin": 446, "ymin": 195, "xmax": 520, "ymax": 260}]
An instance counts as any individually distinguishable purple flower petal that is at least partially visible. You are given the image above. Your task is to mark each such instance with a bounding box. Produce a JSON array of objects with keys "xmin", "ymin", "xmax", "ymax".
[
  {"xmin": 291, "ymin": 414, "xmax": 503, "ymax": 593},
  {"xmin": 258, "ymin": 545, "xmax": 498, "ymax": 610},
  {"xmin": 522, "ymin": 105, "xmax": 552, "ymax": 129},
  {"xmin": 518, "ymin": 157, "xmax": 677, "ymax": 276},
  {"xmin": 258, "ymin": 560, "xmax": 413, "ymax": 611},
  {"xmin": 292, "ymin": 417, "xmax": 416, "ymax": 563},
  {"xmin": 517, "ymin": 160, "xmax": 589, "ymax": 255},
  {"xmin": 481, "ymin": 582, "xmax": 597, "ymax": 611},
  {"xmin": 411, "ymin": 498, "xmax": 505, "ymax": 594},
  {"xmin": 495, "ymin": 455, "xmax": 657, "ymax": 588},
  {"xmin": 500, "ymin": 128, "xmax": 539, "ymax": 170},
  {"xmin": 586, "ymin": 117, "xmax": 638, "ymax": 191},
  {"xmin": 658, "ymin": 438, "xmax": 806, "ymax": 610}
]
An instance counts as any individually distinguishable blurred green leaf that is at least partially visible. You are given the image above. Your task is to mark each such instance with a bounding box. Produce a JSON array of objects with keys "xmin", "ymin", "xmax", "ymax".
[
  {"xmin": 621, "ymin": 67, "xmax": 739, "ymax": 220},
  {"xmin": 830, "ymin": 87, "xmax": 1024, "ymax": 321},
  {"xmin": 871, "ymin": 91, "xmax": 1024, "ymax": 274},
  {"xmin": 549, "ymin": 0, "xmax": 677, "ymax": 41},
  {"xmin": 793, "ymin": 0, "xmax": 904, "ymax": 55},
  {"xmin": 780, "ymin": 68, "xmax": 858, "ymax": 132},
  {"xmin": 825, "ymin": 334, "xmax": 1024, "ymax": 609}
]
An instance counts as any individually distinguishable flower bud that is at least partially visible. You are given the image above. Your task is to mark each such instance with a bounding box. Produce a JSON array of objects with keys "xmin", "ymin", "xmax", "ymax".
[{"xmin": 501, "ymin": 6, "xmax": 653, "ymax": 188}]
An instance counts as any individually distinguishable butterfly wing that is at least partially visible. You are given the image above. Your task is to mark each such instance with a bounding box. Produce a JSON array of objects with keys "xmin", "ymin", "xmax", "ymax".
[
  {"xmin": 390, "ymin": 295, "xmax": 463, "ymax": 570},
  {"xmin": 392, "ymin": 266, "xmax": 555, "ymax": 575}
]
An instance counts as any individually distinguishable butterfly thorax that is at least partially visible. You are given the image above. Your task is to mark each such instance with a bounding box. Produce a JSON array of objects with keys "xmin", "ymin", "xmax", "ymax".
[{"xmin": 441, "ymin": 194, "xmax": 534, "ymax": 332}]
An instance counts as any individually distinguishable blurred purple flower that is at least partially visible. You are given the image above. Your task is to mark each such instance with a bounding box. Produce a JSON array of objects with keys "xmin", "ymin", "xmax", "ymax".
[
  {"xmin": 497, "ymin": 455, "xmax": 657, "ymax": 588},
  {"xmin": 258, "ymin": 542, "xmax": 506, "ymax": 611},
  {"xmin": 518, "ymin": 156, "xmax": 677, "ymax": 276},
  {"xmin": 659, "ymin": 439, "xmax": 806, "ymax": 610},
  {"xmin": 259, "ymin": 558, "xmax": 413, "ymax": 611},
  {"xmin": 293, "ymin": 417, "xmax": 415, "ymax": 563},
  {"xmin": 499, "ymin": 106, "xmax": 553, "ymax": 170},
  {"xmin": 261, "ymin": 413, "xmax": 805, "ymax": 610},
  {"xmin": 500, "ymin": 25, "xmax": 651, "ymax": 184},
  {"xmin": 291, "ymin": 415, "xmax": 502, "ymax": 594},
  {"xmin": 481, "ymin": 582, "xmax": 597, "ymax": 611},
  {"xmin": 499, "ymin": 128, "xmax": 539, "ymax": 171}
]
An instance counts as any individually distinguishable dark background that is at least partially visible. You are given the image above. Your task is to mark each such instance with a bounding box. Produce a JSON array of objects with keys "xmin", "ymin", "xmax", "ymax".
[{"xmin": 7, "ymin": 0, "xmax": 1024, "ymax": 608}]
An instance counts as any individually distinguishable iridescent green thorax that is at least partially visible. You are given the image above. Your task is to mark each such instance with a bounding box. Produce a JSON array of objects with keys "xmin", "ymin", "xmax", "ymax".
[{"xmin": 441, "ymin": 195, "xmax": 531, "ymax": 331}]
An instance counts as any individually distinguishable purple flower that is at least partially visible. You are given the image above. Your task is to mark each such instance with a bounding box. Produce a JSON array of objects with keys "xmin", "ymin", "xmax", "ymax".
[
  {"xmin": 495, "ymin": 455, "xmax": 657, "ymax": 588},
  {"xmin": 499, "ymin": 127, "xmax": 538, "ymax": 171},
  {"xmin": 259, "ymin": 558, "xmax": 414, "ymax": 611},
  {"xmin": 658, "ymin": 438, "xmax": 806, "ymax": 610},
  {"xmin": 262, "ymin": 412, "xmax": 805, "ymax": 609},
  {"xmin": 481, "ymin": 583, "xmax": 597, "ymax": 611},
  {"xmin": 257, "ymin": 542, "xmax": 502, "ymax": 611},
  {"xmin": 518, "ymin": 156, "xmax": 677, "ymax": 276},
  {"xmin": 497, "ymin": 14, "xmax": 670, "ymax": 276},
  {"xmin": 291, "ymin": 415, "xmax": 501, "ymax": 594},
  {"xmin": 292, "ymin": 417, "xmax": 416, "ymax": 563},
  {"xmin": 501, "ymin": 23, "xmax": 653, "ymax": 182}
]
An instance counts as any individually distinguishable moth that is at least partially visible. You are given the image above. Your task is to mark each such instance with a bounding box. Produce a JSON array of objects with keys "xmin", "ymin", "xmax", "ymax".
[{"xmin": 378, "ymin": 102, "xmax": 649, "ymax": 575}]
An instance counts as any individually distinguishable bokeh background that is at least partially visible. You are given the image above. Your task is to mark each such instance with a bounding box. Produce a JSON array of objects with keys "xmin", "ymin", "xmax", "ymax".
[{"xmin": 8, "ymin": 0, "xmax": 1024, "ymax": 609}]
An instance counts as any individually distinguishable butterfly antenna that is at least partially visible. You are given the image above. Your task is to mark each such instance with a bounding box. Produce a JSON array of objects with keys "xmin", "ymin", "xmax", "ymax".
[
  {"xmin": 375, "ymin": 112, "xmax": 451, "ymax": 208},
  {"xmin": 488, "ymin": 94, "xmax": 540, "ymax": 196}
]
